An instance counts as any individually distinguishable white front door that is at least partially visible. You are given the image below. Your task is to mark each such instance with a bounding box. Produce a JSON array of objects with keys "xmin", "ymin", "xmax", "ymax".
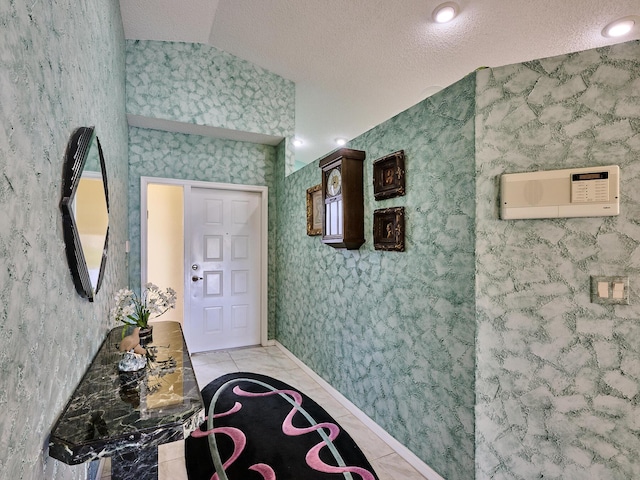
[{"xmin": 186, "ymin": 187, "xmax": 262, "ymax": 352}]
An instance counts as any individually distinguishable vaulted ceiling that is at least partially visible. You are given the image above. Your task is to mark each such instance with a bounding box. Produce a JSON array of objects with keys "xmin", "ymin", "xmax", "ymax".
[{"xmin": 120, "ymin": 0, "xmax": 640, "ymax": 165}]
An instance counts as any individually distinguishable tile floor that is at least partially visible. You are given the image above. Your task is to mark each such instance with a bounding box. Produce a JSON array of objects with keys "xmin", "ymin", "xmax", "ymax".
[{"xmin": 99, "ymin": 345, "xmax": 429, "ymax": 480}]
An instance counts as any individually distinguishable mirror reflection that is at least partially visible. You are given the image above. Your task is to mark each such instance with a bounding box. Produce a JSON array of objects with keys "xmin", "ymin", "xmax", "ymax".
[
  {"xmin": 60, "ymin": 126, "xmax": 109, "ymax": 301},
  {"xmin": 74, "ymin": 172, "xmax": 108, "ymax": 288}
]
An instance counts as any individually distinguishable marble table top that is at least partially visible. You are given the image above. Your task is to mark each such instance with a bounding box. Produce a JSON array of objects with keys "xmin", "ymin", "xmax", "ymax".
[{"xmin": 49, "ymin": 321, "xmax": 204, "ymax": 465}]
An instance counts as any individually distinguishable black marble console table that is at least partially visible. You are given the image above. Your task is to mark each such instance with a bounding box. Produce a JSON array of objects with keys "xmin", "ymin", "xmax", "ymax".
[{"xmin": 49, "ymin": 321, "xmax": 203, "ymax": 479}]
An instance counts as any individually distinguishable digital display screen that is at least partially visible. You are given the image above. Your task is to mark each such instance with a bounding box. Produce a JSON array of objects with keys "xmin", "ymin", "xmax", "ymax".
[{"xmin": 572, "ymin": 172, "xmax": 608, "ymax": 181}]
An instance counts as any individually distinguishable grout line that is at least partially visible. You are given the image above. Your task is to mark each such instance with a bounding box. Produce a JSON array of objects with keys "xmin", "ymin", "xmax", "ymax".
[{"xmin": 274, "ymin": 341, "xmax": 445, "ymax": 480}]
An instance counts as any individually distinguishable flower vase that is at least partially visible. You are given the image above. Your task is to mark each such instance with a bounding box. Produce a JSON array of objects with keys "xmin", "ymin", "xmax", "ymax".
[{"xmin": 139, "ymin": 325, "xmax": 153, "ymax": 345}]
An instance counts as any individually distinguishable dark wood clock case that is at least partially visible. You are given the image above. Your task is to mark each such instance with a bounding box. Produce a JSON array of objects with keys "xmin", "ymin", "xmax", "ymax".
[{"xmin": 319, "ymin": 148, "xmax": 366, "ymax": 249}]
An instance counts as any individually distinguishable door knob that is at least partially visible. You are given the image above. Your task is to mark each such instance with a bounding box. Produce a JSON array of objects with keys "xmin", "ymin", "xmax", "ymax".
[{"xmin": 192, "ymin": 276, "xmax": 203, "ymax": 282}]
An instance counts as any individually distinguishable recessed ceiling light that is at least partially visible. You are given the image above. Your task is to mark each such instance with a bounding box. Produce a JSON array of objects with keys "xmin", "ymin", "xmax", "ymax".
[
  {"xmin": 335, "ymin": 138, "xmax": 348, "ymax": 146},
  {"xmin": 432, "ymin": 2, "xmax": 459, "ymax": 23},
  {"xmin": 602, "ymin": 16, "xmax": 637, "ymax": 38},
  {"xmin": 292, "ymin": 138, "xmax": 304, "ymax": 147}
]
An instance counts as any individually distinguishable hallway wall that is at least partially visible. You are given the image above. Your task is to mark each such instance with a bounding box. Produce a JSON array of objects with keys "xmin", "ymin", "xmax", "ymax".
[
  {"xmin": 275, "ymin": 75, "xmax": 477, "ymax": 480},
  {"xmin": 475, "ymin": 40, "xmax": 640, "ymax": 479},
  {"xmin": 0, "ymin": 1, "xmax": 129, "ymax": 478},
  {"xmin": 275, "ymin": 39, "xmax": 640, "ymax": 480}
]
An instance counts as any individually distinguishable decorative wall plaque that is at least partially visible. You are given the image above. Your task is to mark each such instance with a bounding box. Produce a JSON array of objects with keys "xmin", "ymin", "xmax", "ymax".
[
  {"xmin": 373, "ymin": 207, "xmax": 405, "ymax": 251},
  {"xmin": 373, "ymin": 150, "xmax": 405, "ymax": 200},
  {"xmin": 306, "ymin": 184, "xmax": 322, "ymax": 236}
]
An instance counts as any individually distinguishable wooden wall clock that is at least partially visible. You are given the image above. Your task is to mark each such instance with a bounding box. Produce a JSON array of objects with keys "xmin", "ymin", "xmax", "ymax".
[{"xmin": 319, "ymin": 148, "xmax": 366, "ymax": 249}]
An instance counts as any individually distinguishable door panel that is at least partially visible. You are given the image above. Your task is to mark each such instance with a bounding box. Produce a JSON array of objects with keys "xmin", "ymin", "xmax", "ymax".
[
  {"xmin": 187, "ymin": 187, "xmax": 261, "ymax": 352},
  {"xmin": 204, "ymin": 236, "xmax": 223, "ymax": 260}
]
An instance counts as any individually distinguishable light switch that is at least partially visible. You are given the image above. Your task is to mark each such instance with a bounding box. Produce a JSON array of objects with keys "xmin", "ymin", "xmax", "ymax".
[
  {"xmin": 591, "ymin": 275, "xmax": 629, "ymax": 305},
  {"xmin": 613, "ymin": 282, "xmax": 625, "ymax": 299},
  {"xmin": 598, "ymin": 282, "xmax": 609, "ymax": 298}
]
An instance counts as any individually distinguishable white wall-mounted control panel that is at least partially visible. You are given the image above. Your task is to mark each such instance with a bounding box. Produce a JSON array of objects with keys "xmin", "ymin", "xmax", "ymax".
[{"xmin": 500, "ymin": 165, "xmax": 620, "ymax": 220}]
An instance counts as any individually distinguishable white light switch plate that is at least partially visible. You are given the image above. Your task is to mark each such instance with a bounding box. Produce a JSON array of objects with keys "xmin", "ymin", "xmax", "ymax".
[{"xmin": 591, "ymin": 276, "xmax": 629, "ymax": 305}]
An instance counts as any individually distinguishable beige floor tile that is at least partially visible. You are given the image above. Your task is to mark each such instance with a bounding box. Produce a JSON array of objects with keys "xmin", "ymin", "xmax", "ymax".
[
  {"xmin": 190, "ymin": 350, "xmax": 233, "ymax": 367},
  {"xmin": 158, "ymin": 439, "xmax": 184, "ymax": 463},
  {"xmin": 193, "ymin": 360, "xmax": 239, "ymax": 389},
  {"xmin": 99, "ymin": 457, "xmax": 110, "ymax": 479},
  {"xmin": 372, "ymin": 452, "xmax": 431, "ymax": 480},
  {"xmin": 272, "ymin": 367, "xmax": 322, "ymax": 393},
  {"xmin": 335, "ymin": 413, "xmax": 395, "ymax": 461},
  {"xmin": 304, "ymin": 386, "xmax": 352, "ymax": 419},
  {"xmin": 232, "ymin": 354, "xmax": 299, "ymax": 376},
  {"xmin": 158, "ymin": 455, "xmax": 188, "ymax": 479},
  {"xmin": 225, "ymin": 345, "xmax": 271, "ymax": 360},
  {"xmin": 229, "ymin": 345, "xmax": 293, "ymax": 362}
]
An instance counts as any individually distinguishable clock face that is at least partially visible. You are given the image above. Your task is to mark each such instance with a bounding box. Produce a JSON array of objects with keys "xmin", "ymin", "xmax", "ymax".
[{"xmin": 327, "ymin": 168, "xmax": 342, "ymax": 197}]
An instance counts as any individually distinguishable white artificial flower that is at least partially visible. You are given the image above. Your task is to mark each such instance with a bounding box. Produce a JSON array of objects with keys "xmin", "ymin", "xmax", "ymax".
[{"xmin": 112, "ymin": 284, "xmax": 177, "ymax": 328}]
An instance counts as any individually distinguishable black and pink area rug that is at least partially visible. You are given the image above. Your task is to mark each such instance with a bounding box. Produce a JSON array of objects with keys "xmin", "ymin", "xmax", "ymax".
[{"xmin": 185, "ymin": 372, "xmax": 379, "ymax": 480}]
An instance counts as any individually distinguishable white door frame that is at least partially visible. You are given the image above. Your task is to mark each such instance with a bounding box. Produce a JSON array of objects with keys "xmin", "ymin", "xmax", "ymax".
[{"xmin": 140, "ymin": 176, "xmax": 269, "ymax": 348}]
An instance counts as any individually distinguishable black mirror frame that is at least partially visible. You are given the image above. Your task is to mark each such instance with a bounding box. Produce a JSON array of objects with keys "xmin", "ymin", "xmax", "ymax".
[{"xmin": 60, "ymin": 127, "xmax": 110, "ymax": 302}]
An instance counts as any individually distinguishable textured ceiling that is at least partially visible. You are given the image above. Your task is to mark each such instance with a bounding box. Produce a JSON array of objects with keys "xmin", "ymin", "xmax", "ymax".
[{"xmin": 119, "ymin": 0, "xmax": 640, "ymax": 165}]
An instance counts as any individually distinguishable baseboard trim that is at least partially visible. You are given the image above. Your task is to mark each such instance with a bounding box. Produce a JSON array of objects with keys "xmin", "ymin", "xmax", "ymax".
[{"xmin": 275, "ymin": 341, "xmax": 445, "ymax": 480}]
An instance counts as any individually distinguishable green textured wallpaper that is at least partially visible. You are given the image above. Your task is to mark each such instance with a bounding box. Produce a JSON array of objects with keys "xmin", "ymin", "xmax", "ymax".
[
  {"xmin": 0, "ymin": 1, "xmax": 129, "ymax": 479},
  {"xmin": 125, "ymin": 40, "xmax": 296, "ymax": 173},
  {"xmin": 475, "ymin": 41, "xmax": 640, "ymax": 479},
  {"xmin": 127, "ymin": 127, "xmax": 279, "ymax": 339},
  {"xmin": 275, "ymin": 40, "xmax": 640, "ymax": 480},
  {"xmin": 4, "ymin": 6, "xmax": 636, "ymax": 478},
  {"xmin": 275, "ymin": 74, "xmax": 477, "ymax": 480}
]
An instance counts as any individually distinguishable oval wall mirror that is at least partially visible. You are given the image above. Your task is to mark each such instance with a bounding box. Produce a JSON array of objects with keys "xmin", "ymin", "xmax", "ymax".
[{"xmin": 60, "ymin": 126, "xmax": 109, "ymax": 302}]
